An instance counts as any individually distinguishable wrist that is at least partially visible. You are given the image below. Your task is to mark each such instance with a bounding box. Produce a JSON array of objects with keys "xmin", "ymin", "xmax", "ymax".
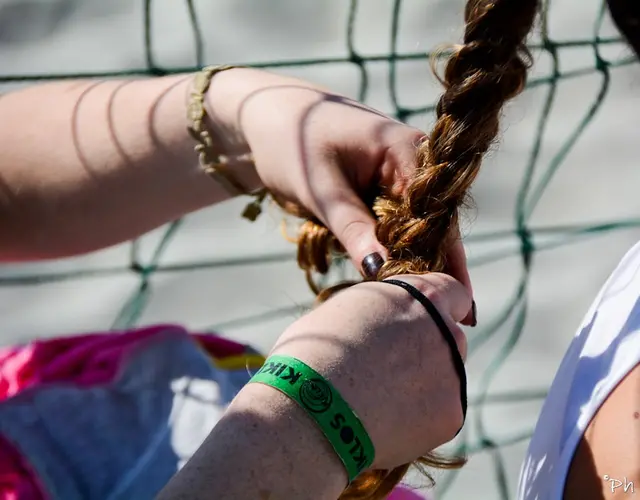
[
  {"xmin": 201, "ymin": 67, "xmax": 264, "ymax": 194},
  {"xmin": 268, "ymin": 337, "xmax": 392, "ymax": 470},
  {"xmin": 203, "ymin": 67, "xmax": 330, "ymax": 195},
  {"xmin": 228, "ymin": 383, "xmax": 348, "ymax": 497}
]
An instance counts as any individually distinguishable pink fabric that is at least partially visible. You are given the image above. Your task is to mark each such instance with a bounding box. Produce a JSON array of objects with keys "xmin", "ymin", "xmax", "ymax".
[
  {"xmin": 0, "ymin": 434, "xmax": 45, "ymax": 500},
  {"xmin": 0, "ymin": 325, "xmax": 244, "ymax": 401},
  {"xmin": 388, "ymin": 486, "xmax": 432, "ymax": 500},
  {"xmin": 0, "ymin": 325, "xmax": 247, "ymax": 500}
]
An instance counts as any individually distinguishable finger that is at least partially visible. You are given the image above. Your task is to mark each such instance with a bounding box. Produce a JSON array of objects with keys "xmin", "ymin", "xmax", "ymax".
[
  {"xmin": 389, "ymin": 272, "xmax": 473, "ymax": 325},
  {"xmin": 315, "ymin": 181, "xmax": 388, "ymax": 276},
  {"xmin": 445, "ymin": 238, "xmax": 472, "ymax": 295},
  {"xmin": 444, "ymin": 237, "xmax": 476, "ymax": 326},
  {"xmin": 378, "ymin": 127, "xmax": 426, "ymax": 198}
]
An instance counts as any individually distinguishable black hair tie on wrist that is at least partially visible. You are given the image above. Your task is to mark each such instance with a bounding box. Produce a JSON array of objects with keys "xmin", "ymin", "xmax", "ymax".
[{"xmin": 382, "ymin": 279, "xmax": 467, "ymax": 436}]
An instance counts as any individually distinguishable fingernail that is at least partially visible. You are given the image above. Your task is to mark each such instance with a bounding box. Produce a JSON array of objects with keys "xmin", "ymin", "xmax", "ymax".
[
  {"xmin": 362, "ymin": 252, "xmax": 384, "ymax": 279},
  {"xmin": 471, "ymin": 300, "xmax": 478, "ymax": 327}
]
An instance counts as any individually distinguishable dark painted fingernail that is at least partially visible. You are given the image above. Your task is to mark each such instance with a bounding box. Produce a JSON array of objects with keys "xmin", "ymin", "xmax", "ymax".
[
  {"xmin": 362, "ymin": 252, "xmax": 384, "ymax": 279},
  {"xmin": 471, "ymin": 300, "xmax": 478, "ymax": 327}
]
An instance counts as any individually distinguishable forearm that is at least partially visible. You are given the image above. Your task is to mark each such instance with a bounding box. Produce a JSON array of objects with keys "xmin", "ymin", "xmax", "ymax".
[
  {"xmin": 0, "ymin": 70, "xmax": 265, "ymax": 261},
  {"xmin": 157, "ymin": 383, "xmax": 347, "ymax": 500}
]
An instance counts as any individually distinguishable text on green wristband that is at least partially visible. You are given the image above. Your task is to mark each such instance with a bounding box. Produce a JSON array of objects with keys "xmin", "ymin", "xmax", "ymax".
[{"xmin": 250, "ymin": 356, "xmax": 375, "ymax": 482}]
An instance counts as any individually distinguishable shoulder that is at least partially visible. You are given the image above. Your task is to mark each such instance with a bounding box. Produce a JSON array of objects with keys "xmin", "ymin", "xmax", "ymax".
[{"xmin": 517, "ymin": 240, "xmax": 640, "ymax": 500}]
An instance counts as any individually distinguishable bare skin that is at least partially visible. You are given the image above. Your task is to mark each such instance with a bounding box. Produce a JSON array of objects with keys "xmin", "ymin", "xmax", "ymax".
[{"xmin": 564, "ymin": 363, "xmax": 640, "ymax": 499}]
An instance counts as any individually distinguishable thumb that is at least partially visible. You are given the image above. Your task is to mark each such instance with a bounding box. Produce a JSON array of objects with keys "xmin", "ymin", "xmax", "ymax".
[{"xmin": 317, "ymin": 184, "xmax": 387, "ymax": 277}]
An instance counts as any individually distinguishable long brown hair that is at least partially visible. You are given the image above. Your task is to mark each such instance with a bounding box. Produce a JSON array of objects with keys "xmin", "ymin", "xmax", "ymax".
[{"xmin": 274, "ymin": 1, "xmax": 540, "ymax": 498}]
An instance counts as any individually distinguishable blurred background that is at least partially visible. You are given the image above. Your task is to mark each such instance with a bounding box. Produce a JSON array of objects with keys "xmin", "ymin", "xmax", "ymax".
[{"xmin": 0, "ymin": 0, "xmax": 639, "ymax": 498}]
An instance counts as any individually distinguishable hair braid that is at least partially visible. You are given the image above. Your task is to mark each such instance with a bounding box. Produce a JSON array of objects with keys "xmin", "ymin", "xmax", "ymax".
[
  {"xmin": 375, "ymin": 0, "xmax": 538, "ymax": 280},
  {"xmin": 272, "ymin": 1, "xmax": 540, "ymax": 498}
]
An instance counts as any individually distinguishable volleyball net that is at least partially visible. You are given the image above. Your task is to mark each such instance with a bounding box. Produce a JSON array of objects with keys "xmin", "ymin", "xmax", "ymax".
[{"xmin": 0, "ymin": 0, "xmax": 638, "ymax": 498}]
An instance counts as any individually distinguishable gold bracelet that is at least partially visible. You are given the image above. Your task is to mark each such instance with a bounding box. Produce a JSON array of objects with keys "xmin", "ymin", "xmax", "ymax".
[{"xmin": 187, "ymin": 65, "xmax": 267, "ymax": 222}]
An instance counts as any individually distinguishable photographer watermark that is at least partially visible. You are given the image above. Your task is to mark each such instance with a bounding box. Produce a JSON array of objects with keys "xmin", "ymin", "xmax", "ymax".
[{"xmin": 604, "ymin": 475, "xmax": 635, "ymax": 494}]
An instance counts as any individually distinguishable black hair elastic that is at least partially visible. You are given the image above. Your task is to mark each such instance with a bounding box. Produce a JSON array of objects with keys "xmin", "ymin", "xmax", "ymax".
[{"xmin": 383, "ymin": 279, "xmax": 467, "ymax": 436}]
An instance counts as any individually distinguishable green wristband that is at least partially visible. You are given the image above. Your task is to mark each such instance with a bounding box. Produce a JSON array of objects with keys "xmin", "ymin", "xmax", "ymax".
[{"xmin": 248, "ymin": 354, "xmax": 375, "ymax": 483}]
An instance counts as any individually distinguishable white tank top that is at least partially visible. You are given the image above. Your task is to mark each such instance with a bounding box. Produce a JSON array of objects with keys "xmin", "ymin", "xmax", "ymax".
[{"xmin": 517, "ymin": 240, "xmax": 640, "ymax": 499}]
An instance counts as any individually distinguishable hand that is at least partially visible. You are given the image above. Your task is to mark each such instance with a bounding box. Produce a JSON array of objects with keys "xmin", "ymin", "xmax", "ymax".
[
  {"xmin": 231, "ymin": 69, "xmax": 473, "ymax": 308},
  {"xmin": 157, "ymin": 272, "xmax": 469, "ymax": 500},
  {"xmin": 269, "ymin": 272, "xmax": 471, "ymax": 470}
]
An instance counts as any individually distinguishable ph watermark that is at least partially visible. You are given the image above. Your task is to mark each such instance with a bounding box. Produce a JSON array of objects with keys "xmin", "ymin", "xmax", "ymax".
[{"xmin": 604, "ymin": 475, "xmax": 635, "ymax": 494}]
